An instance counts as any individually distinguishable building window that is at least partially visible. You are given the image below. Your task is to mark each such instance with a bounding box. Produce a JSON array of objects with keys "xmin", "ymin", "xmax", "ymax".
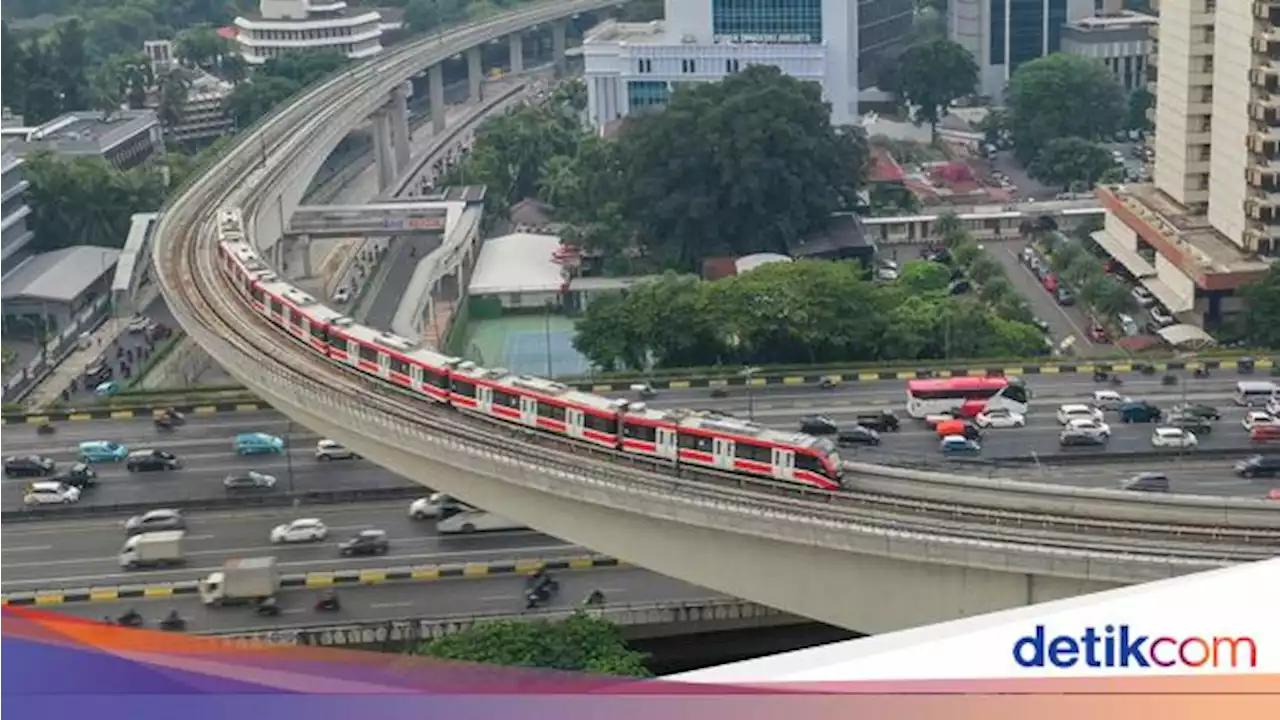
[
  {"xmin": 627, "ymin": 80, "xmax": 671, "ymax": 110},
  {"xmin": 990, "ymin": 0, "xmax": 1006, "ymax": 65},
  {"xmin": 681, "ymin": 59, "xmax": 696, "ymax": 74},
  {"xmin": 725, "ymin": 58, "xmax": 741, "ymax": 73},
  {"xmin": 637, "ymin": 58, "xmax": 652, "ymax": 74},
  {"xmin": 711, "ymin": 0, "xmax": 823, "ymax": 44},
  {"xmin": 1008, "ymin": 0, "xmax": 1048, "ymax": 72}
]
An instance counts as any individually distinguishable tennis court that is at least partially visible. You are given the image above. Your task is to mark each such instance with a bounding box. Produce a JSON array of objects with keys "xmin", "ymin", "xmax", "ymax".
[{"xmin": 462, "ymin": 315, "xmax": 591, "ymax": 377}]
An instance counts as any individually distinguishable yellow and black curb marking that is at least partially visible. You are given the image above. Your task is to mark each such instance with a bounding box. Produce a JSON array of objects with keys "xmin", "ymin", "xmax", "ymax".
[
  {"xmin": 0, "ymin": 555, "xmax": 623, "ymax": 607},
  {"xmin": 1, "ymin": 401, "xmax": 270, "ymax": 426},
  {"xmin": 581, "ymin": 357, "xmax": 1277, "ymax": 393}
]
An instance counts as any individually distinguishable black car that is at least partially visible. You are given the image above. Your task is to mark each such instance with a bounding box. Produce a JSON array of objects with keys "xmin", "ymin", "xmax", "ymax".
[
  {"xmin": 338, "ymin": 529, "xmax": 389, "ymax": 556},
  {"xmin": 126, "ymin": 450, "xmax": 181, "ymax": 472},
  {"xmin": 5, "ymin": 455, "xmax": 55, "ymax": 478},
  {"xmin": 1060, "ymin": 432, "xmax": 1106, "ymax": 447},
  {"xmin": 837, "ymin": 426, "xmax": 881, "ymax": 446},
  {"xmin": 799, "ymin": 415, "xmax": 838, "ymax": 435},
  {"xmin": 1165, "ymin": 414, "xmax": 1213, "ymax": 434},
  {"xmin": 52, "ymin": 463, "xmax": 98, "ymax": 489},
  {"xmin": 1174, "ymin": 403, "xmax": 1221, "ymax": 421},
  {"xmin": 1056, "ymin": 287, "xmax": 1076, "ymax": 306},
  {"xmin": 83, "ymin": 360, "xmax": 112, "ymax": 386},
  {"xmin": 1235, "ymin": 455, "xmax": 1280, "ymax": 478},
  {"xmin": 854, "ymin": 411, "xmax": 900, "ymax": 432}
]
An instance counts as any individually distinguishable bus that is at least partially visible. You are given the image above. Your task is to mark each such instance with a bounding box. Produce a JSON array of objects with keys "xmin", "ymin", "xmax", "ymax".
[
  {"xmin": 1234, "ymin": 381, "xmax": 1278, "ymax": 407},
  {"xmin": 905, "ymin": 377, "xmax": 1030, "ymax": 419}
]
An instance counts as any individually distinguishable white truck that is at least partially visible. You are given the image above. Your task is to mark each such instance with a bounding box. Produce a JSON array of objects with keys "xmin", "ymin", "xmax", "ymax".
[
  {"xmin": 198, "ymin": 557, "xmax": 280, "ymax": 606},
  {"xmin": 436, "ymin": 509, "xmax": 527, "ymax": 534},
  {"xmin": 118, "ymin": 530, "xmax": 186, "ymax": 570}
]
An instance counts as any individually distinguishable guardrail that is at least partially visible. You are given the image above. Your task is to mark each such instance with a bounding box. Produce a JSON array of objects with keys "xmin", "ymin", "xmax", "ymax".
[
  {"xmin": 1, "ymin": 398, "xmax": 269, "ymax": 425},
  {"xmin": 0, "ymin": 554, "xmax": 624, "ymax": 606}
]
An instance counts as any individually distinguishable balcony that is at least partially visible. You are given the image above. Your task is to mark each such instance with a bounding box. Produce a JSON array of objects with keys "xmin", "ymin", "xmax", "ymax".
[
  {"xmin": 1257, "ymin": 2, "xmax": 1280, "ymax": 22},
  {"xmin": 1251, "ymin": 98, "xmax": 1280, "ymax": 124},
  {"xmin": 1251, "ymin": 124, "xmax": 1280, "ymax": 143},
  {"xmin": 1253, "ymin": 35, "xmax": 1280, "ymax": 60},
  {"xmin": 1254, "ymin": 64, "xmax": 1280, "ymax": 91}
]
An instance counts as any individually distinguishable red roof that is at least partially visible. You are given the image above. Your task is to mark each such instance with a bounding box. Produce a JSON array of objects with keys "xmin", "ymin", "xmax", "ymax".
[
  {"xmin": 217, "ymin": 26, "xmax": 238, "ymax": 41},
  {"xmin": 868, "ymin": 147, "xmax": 905, "ymax": 183}
]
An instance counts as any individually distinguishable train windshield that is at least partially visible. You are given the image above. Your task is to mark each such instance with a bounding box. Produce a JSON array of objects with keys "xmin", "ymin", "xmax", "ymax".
[{"xmin": 813, "ymin": 438, "xmax": 842, "ymax": 476}]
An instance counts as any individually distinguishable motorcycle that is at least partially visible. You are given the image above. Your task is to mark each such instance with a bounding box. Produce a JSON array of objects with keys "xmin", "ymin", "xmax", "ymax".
[
  {"xmin": 819, "ymin": 377, "xmax": 839, "ymax": 390},
  {"xmin": 582, "ymin": 589, "xmax": 605, "ymax": 607},
  {"xmin": 1092, "ymin": 370, "xmax": 1109, "ymax": 383},
  {"xmin": 1194, "ymin": 367, "xmax": 1211, "ymax": 379},
  {"xmin": 117, "ymin": 609, "xmax": 144, "ymax": 627},
  {"xmin": 524, "ymin": 574, "xmax": 559, "ymax": 609},
  {"xmin": 1110, "ymin": 375, "xmax": 1124, "ymax": 386},
  {"xmin": 709, "ymin": 387, "xmax": 729, "ymax": 398},
  {"xmin": 36, "ymin": 422, "xmax": 55, "ymax": 436},
  {"xmin": 154, "ymin": 417, "xmax": 174, "ymax": 432},
  {"xmin": 159, "ymin": 611, "xmax": 186, "ymax": 632},
  {"xmin": 315, "ymin": 590, "xmax": 341, "ymax": 612},
  {"xmin": 255, "ymin": 597, "xmax": 280, "ymax": 617}
]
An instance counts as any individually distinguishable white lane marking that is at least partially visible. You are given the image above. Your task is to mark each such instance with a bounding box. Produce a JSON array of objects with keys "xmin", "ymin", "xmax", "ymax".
[
  {"xmin": 370, "ymin": 601, "xmax": 414, "ymax": 609},
  {"xmin": 182, "ymin": 535, "xmax": 216, "ymax": 542},
  {"xmin": 3, "ymin": 545, "xmax": 53, "ymax": 553},
  {"xmin": 479, "ymin": 595, "xmax": 516, "ymax": 602},
  {"xmin": 281, "ymin": 608, "xmax": 307, "ymax": 615}
]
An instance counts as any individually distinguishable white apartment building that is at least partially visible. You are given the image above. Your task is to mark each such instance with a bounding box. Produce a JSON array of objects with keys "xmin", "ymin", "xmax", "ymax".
[
  {"xmin": 583, "ymin": 0, "xmax": 863, "ymax": 128},
  {"xmin": 1094, "ymin": 0, "xmax": 1279, "ymax": 331},
  {"xmin": 949, "ymin": 0, "xmax": 1096, "ymax": 100},
  {"xmin": 232, "ymin": 0, "xmax": 389, "ymax": 65}
]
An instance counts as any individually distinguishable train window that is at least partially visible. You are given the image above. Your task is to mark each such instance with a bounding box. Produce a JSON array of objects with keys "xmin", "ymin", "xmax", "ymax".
[
  {"xmin": 329, "ymin": 335, "xmax": 348, "ymax": 353},
  {"xmin": 677, "ymin": 433, "xmax": 713, "ymax": 453},
  {"xmin": 289, "ymin": 310, "xmax": 303, "ymax": 328},
  {"xmin": 310, "ymin": 323, "xmax": 326, "ymax": 340},
  {"xmin": 583, "ymin": 413, "xmax": 619, "ymax": 435},
  {"xmin": 388, "ymin": 355, "xmax": 410, "ymax": 376},
  {"xmin": 452, "ymin": 379, "xmax": 477, "ymax": 398},
  {"xmin": 794, "ymin": 452, "xmax": 823, "ymax": 475},
  {"xmin": 423, "ymin": 369, "xmax": 448, "ymax": 388},
  {"xmin": 622, "ymin": 422, "xmax": 657, "ymax": 443},
  {"xmin": 269, "ymin": 298, "xmax": 283, "ymax": 316},
  {"xmin": 358, "ymin": 343, "xmax": 378, "ymax": 364},
  {"xmin": 491, "ymin": 389, "xmax": 520, "ymax": 409},
  {"xmin": 537, "ymin": 401, "xmax": 567, "ymax": 421},
  {"xmin": 734, "ymin": 442, "xmax": 770, "ymax": 463},
  {"xmin": 250, "ymin": 286, "xmax": 265, "ymax": 303}
]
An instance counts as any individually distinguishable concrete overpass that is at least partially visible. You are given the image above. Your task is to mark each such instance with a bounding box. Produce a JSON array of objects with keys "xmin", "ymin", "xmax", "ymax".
[{"xmin": 151, "ymin": 0, "xmax": 1280, "ymax": 636}]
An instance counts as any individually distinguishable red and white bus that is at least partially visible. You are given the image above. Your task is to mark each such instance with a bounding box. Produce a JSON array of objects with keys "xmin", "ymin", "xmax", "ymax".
[{"xmin": 905, "ymin": 377, "xmax": 1030, "ymax": 419}]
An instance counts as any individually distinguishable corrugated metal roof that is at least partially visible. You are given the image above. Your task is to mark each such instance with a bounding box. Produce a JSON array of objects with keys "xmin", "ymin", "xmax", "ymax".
[{"xmin": 1, "ymin": 245, "xmax": 121, "ymax": 303}]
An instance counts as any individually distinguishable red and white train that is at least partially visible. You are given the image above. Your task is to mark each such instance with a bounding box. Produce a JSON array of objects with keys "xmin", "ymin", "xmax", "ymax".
[{"xmin": 214, "ymin": 208, "xmax": 843, "ymax": 489}]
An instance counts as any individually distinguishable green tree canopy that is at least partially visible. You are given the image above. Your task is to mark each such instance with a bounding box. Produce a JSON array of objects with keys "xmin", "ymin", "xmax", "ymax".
[
  {"xmin": 22, "ymin": 152, "xmax": 167, "ymax": 253},
  {"xmin": 1126, "ymin": 86, "xmax": 1153, "ymax": 134},
  {"xmin": 416, "ymin": 613, "xmax": 651, "ymax": 677},
  {"xmin": 1238, "ymin": 265, "xmax": 1280, "ymax": 349},
  {"xmin": 1030, "ymin": 137, "xmax": 1118, "ymax": 191},
  {"xmin": 893, "ymin": 37, "xmax": 979, "ymax": 141},
  {"xmin": 1006, "ymin": 53, "xmax": 1125, "ymax": 164},
  {"xmin": 405, "ymin": 0, "xmax": 470, "ymax": 34}
]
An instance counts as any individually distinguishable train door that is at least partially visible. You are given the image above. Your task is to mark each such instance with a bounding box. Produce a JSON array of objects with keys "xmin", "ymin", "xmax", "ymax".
[
  {"xmin": 565, "ymin": 409, "xmax": 585, "ymax": 438},
  {"xmin": 711, "ymin": 438, "xmax": 734, "ymax": 470},
  {"xmin": 519, "ymin": 396, "xmax": 538, "ymax": 427},
  {"xmin": 476, "ymin": 385, "xmax": 494, "ymax": 413},
  {"xmin": 655, "ymin": 427, "xmax": 678, "ymax": 461},
  {"xmin": 771, "ymin": 448, "xmax": 795, "ymax": 481},
  {"xmin": 376, "ymin": 352, "xmax": 390, "ymax": 380}
]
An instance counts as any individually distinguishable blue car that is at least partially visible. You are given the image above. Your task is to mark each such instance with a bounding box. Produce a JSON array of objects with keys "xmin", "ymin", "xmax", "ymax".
[
  {"xmin": 79, "ymin": 440, "xmax": 129, "ymax": 463},
  {"xmin": 234, "ymin": 432, "xmax": 284, "ymax": 456},
  {"xmin": 940, "ymin": 435, "xmax": 981, "ymax": 455}
]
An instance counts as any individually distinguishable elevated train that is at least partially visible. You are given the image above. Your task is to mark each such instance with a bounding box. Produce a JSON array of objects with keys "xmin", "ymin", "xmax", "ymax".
[{"xmin": 213, "ymin": 208, "xmax": 843, "ymax": 489}]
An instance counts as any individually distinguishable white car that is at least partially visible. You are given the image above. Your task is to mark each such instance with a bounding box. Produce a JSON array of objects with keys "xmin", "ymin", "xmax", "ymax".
[
  {"xmin": 1057, "ymin": 404, "xmax": 1104, "ymax": 425},
  {"xmin": 315, "ymin": 439, "xmax": 360, "ymax": 461},
  {"xmin": 1067, "ymin": 418, "xmax": 1111, "ymax": 438},
  {"xmin": 974, "ymin": 409, "xmax": 1026, "ymax": 429},
  {"xmin": 1131, "ymin": 286, "xmax": 1155, "ymax": 307},
  {"xmin": 1152, "ymin": 427, "xmax": 1197, "ymax": 448},
  {"xmin": 23, "ymin": 481, "xmax": 80, "ymax": 505},
  {"xmin": 409, "ymin": 492, "xmax": 468, "ymax": 520},
  {"xmin": 1267, "ymin": 397, "xmax": 1280, "ymax": 416},
  {"xmin": 1149, "ymin": 305, "xmax": 1174, "ymax": 327},
  {"xmin": 1242, "ymin": 411, "xmax": 1279, "ymax": 431},
  {"xmin": 126, "ymin": 315, "xmax": 152, "ymax": 334},
  {"xmin": 1091, "ymin": 390, "xmax": 1130, "ymax": 410},
  {"xmin": 270, "ymin": 518, "xmax": 328, "ymax": 543},
  {"xmin": 332, "ymin": 287, "xmax": 351, "ymax": 304}
]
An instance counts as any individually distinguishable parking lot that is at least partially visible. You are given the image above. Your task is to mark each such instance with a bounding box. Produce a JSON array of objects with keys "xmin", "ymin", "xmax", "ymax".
[{"xmin": 986, "ymin": 140, "xmax": 1149, "ymax": 202}]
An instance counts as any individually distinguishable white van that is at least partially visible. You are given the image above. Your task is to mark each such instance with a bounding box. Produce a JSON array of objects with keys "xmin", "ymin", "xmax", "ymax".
[
  {"xmin": 436, "ymin": 510, "xmax": 526, "ymax": 534},
  {"xmin": 1234, "ymin": 381, "xmax": 1278, "ymax": 407}
]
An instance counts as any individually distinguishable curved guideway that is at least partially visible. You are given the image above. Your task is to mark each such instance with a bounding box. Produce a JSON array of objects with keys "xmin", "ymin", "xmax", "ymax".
[
  {"xmin": 0, "ymin": 501, "xmax": 580, "ymax": 590},
  {"xmin": 39, "ymin": 568, "xmax": 717, "ymax": 635}
]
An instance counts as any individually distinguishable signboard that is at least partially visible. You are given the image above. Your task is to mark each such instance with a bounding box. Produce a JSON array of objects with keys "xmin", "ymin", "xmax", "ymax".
[
  {"xmin": 713, "ymin": 34, "xmax": 815, "ymax": 44},
  {"xmin": 408, "ymin": 217, "xmax": 445, "ymax": 230}
]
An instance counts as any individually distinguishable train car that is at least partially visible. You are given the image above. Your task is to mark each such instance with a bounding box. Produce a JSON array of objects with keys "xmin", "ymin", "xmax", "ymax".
[
  {"xmin": 253, "ymin": 277, "xmax": 352, "ymax": 354},
  {"xmin": 216, "ymin": 209, "xmax": 246, "ymax": 241},
  {"xmin": 619, "ymin": 403, "xmax": 683, "ymax": 461},
  {"xmin": 403, "ymin": 345, "xmax": 464, "ymax": 403},
  {"xmin": 217, "ymin": 240, "xmax": 275, "ymax": 311},
  {"xmin": 675, "ymin": 412, "xmax": 843, "ymax": 489},
  {"xmin": 329, "ymin": 323, "xmax": 459, "ymax": 401},
  {"xmin": 448, "ymin": 363, "xmax": 625, "ymax": 448}
]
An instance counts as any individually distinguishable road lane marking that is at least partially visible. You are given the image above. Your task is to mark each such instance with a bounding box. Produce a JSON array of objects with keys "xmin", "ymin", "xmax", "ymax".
[
  {"xmin": 370, "ymin": 601, "xmax": 414, "ymax": 609},
  {"xmin": 2, "ymin": 545, "xmax": 53, "ymax": 552},
  {"xmin": 479, "ymin": 595, "xmax": 516, "ymax": 602}
]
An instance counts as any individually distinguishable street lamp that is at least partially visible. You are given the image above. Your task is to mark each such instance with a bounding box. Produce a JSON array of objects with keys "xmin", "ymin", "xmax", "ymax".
[{"xmin": 741, "ymin": 366, "xmax": 762, "ymax": 421}]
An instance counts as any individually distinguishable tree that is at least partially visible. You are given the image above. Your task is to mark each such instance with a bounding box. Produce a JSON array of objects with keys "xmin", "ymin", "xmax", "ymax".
[
  {"xmin": 1126, "ymin": 86, "xmax": 1153, "ymax": 134},
  {"xmin": 1238, "ymin": 265, "xmax": 1280, "ymax": 349},
  {"xmin": 52, "ymin": 17, "xmax": 91, "ymax": 112},
  {"xmin": 897, "ymin": 259, "xmax": 950, "ymax": 293},
  {"xmin": 1006, "ymin": 54, "xmax": 1126, "ymax": 164},
  {"xmin": 224, "ymin": 75, "xmax": 302, "ymax": 128},
  {"xmin": 260, "ymin": 52, "xmax": 349, "ymax": 86},
  {"xmin": 217, "ymin": 52, "xmax": 248, "ymax": 85},
  {"xmin": 112, "ymin": 53, "xmax": 155, "ymax": 110},
  {"xmin": 1029, "ymin": 137, "xmax": 1117, "ymax": 191},
  {"xmin": 90, "ymin": 64, "xmax": 124, "ymax": 121},
  {"xmin": 416, "ymin": 613, "xmax": 651, "ymax": 677},
  {"xmin": 893, "ymin": 38, "xmax": 979, "ymax": 142},
  {"xmin": 175, "ymin": 24, "xmax": 229, "ymax": 69},
  {"xmin": 157, "ymin": 68, "xmax": 192, "ymax": 128},
  {"xmin": 23, "ymin": 152, "xmax": 166, "ymax": 253},
  {"xmin": 405, "ymin": 0, "xmax": 469, "ymax": 34}
]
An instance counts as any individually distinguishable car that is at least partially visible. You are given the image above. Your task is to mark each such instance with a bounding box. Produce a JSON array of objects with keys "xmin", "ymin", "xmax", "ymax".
[
  {"xmin": 1090, "ymin": 390, "xmax": 1131, "ymax": 411},
  {"xmin": 126, "ymin": 315, "xmax": 153, "ymax": 334},
  {"xmin": 1055, "ymin": 287, "xmax": 1075, "ymax": 306},
  {"xmin": 234, "ymin": 432, "xmax": 284, "ymax": 455},
  {"xmin": 1057, "ymin": 404, "xmax": 1104, "ymax": 424},
  {"xmin": 315, "ymin": 439, "xmax": 360, "ymax": 461},
  {"xmin": 52, "ymin": 463, "xmax": 98, "ymax": 489},
  {"xmin": 126, "ymin": 449, "xmax": 181, "ymax": 472},
  {"xmin": 1067, "ymin": 418, "xmax": 1112, "ymax": 438},
  {"xmin": 409, "ymin": 492, "xmax": 469, "ymax": 520},
  {"xmin": 1042, "ymin": 273, "xmax": 1058, "ymax": 293},
  {"xmin": 1164, "ymin": 414, "xmax": 1213, "ymax": 434},
  {"xmin": 338, "ymin": 529, "xmax": 390, "ymax": 556},
  {"xmin": 1059, "ymin": 431, "xmax": 1107, "ymax": 447},
  {"xmin": 1234, "ymin": 454, "xmax": 1280, "ymax": 478},
  {"xmin": 1120, "ymin": 472, "xmax": 1170, "ymax": 493},
  {"xmin": 83, "ymin": 360, "xmax": 112, "ymax": 385},
  {"xmin": 271, "ymin": 518, "xmax": 328, "ymax": 543},
  {"xmin": 79, "ymin": 441, "xmax": 129, "ymax": 463},
  {"xmin": 1032, "ymin": 318, "xmax": 1051, "ymax": 333},
  {"xmin": 1242, "ymin": 411, "xmax": 1279, "ymax": 431},
  {"xmin": 934, "ymin": 419, "xmax": 981, "ymax": 440},
  {"xmin": 974, "ymin": 409, "xmax": 1026, "ymax": 429},
  {"xmin": 836, "ymin": 426, "xmax": 881, "ymax": 446},
  {"xmin": 1269, "ymin": 397, "xmax": 1280, "ymax": 416},
  {"xmin": 1251, "ymin": 424, "xmax": 1280, "ymax": 443},
  {"xmin": 223, "ymin": 471, "xmax": 278, "ymax": 491},
  {"xmin": 1152, "ymin": 427, "xmax": 1197, "ymax": 449},
  {"xmin": 4, "ymin": 455, "xmax": 56, "ymax": 478},
  {"xmin": 1088, "ymin": 322, "xmax": 1110, "ymax": 343},
  {"xmin": 1172, "ymin": 403, "xmax": 1221, "ymax": 421},
  {"xmin": 23, "ymin": 481, "xmax": 80, "ymax": 505},
  {"xmin": 1131, "ymin": 286, "xmax": 1156, "ymax": 307},
  {"xmin": 1118, "ymin": 401, "xmax": 1162, "ymax": 424},
  {"xmin": 798, "ymin": 416, "xmax": 838, "ymax": 435},
  {"xmin": 923, "ymin": 412, "xmax": 956, "ymax": 428},
  {"xmin": 939, "ymin": 434, "xmax": 981, "ymax": 454},
  {"xmin": 1149, "ymin": 305, "xmax": 1174, "ymax": 327},
  {"xmin": 332, "ymin": 287, "xmax": 351, "ymax": 304},
  {"xmin": 854, "ymin": 410, "xmax": 900, "ymax": 432},
  {"xmin": 125, "ymin": 509, "xmax": 186, "ymax": 535}
]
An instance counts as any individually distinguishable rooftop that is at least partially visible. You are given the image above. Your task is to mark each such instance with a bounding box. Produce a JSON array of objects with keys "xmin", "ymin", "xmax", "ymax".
[
  {"xmin": 468, "ymin": 233, "xmax": 566, "ymax": 296},
  {"xmin": 584, "ymin": 19, "xmax": 671, "ymax": 46},
  {"xmin": 1066, "ymin": 11, "xmax": 1157, "ymax": 31},
  {"xmin": 6, "ymin": 110, "xmax": 158, "ymax": 157},
  {"xmin": 2, "ymin": 245, "xmax": 121, "ymax": 303},
  {"xmin": 1096, "ymin": 185, "xmax": 1273, "ymax": 291},
  {"xmin": 867, "ymin": 147, "xmax": 905, "ymax": 183}
]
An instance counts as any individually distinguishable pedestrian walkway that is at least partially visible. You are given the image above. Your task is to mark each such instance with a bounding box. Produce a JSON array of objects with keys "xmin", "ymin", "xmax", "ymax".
[{"xmin": 23, "ymin": 317, "xmax": 128, "ymax": 409}]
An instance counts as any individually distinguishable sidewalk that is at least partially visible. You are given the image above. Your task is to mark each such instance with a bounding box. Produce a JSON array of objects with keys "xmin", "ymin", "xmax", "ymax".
[{"xmin": 23, "ymin": 318, "xmax": 128, "ymax": 409}]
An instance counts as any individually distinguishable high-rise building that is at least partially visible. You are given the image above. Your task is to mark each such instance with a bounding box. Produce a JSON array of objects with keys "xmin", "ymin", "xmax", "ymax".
[
  {"xmin": 1093, "ymin": 0, "xmax": 1278, "ymax": 331},
  {"xmin": 950, "ymin": 0, "xmax": 1096, "ymax": 99},
  {"xmin": 583, "ymin": 0, "xmax": 913, "ymax": 129},
  {"xmin": 232, "ymin": 0, "xmax": 399, "ymax": 65}
]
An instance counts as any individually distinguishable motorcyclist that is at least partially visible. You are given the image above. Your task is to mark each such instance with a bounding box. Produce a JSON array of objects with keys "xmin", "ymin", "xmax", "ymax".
[
  {"xmin": 316, "ymin": 589, "xmax": 340, "ymax": 611},
  {"xmin": 160, "ymin": 610, "xmax": 185, "ymax": 630},
  {"xmin": 36, "ymin": 419, "xmax": 55, "ymax": 435},
  {"xmin": 1092, "ymin": 369, "xmax": 1109, "ymax": 382},
  {"xmin": 584, "ymin": 589, "xmax": 605, "ymax": 606},
  {"xmin": 1194, "ymin": 367, "xmax": 1211, "ymax": 379},
  {"xmin": 118, "ymin": 608, "xmax": 142, "ymax": 626}
]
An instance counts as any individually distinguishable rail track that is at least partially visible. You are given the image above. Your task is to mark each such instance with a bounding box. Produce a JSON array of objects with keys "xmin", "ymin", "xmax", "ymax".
[{"xmin": 154, "ymin": 3, "xmax": 1279, "ymax": 568}]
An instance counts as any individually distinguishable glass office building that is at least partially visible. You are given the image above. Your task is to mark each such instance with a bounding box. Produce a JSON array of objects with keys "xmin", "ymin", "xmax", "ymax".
[
  {"xmin": 711, "ymin": 0, "xmax": 824, "ymax": 43},
  {"xmin": 951, "ymin": 0, "xmax": 1091, "ymax": 99}
]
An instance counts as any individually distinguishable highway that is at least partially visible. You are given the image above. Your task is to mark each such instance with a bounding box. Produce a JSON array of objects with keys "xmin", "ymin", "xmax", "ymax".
[
  {"xmin": 0, "ymin": 500, "xmax": 582, "ymax": 590},
  {"xmin": 36, "ymin": 568, "xmax": 718, "ymax": 635}
]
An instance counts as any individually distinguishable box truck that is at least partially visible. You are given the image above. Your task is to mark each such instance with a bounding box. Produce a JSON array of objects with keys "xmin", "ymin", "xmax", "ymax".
[
  {"xmin": 198, "ymin": 557, "xmax": 280, "ymax": 606},
  {"xmin": 118, "ymin": 530, "xmax": 186, "ymax": 570}
]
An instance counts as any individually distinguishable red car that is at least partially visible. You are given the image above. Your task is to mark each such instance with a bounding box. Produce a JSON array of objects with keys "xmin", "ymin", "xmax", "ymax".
[
  {"xmin": 1088, "ymin": 322, "xmax": 1110, "ymax": 343},
  {"xmin": 1042, "ymin": 273, "xmax": 1058, "ymax": 293}
]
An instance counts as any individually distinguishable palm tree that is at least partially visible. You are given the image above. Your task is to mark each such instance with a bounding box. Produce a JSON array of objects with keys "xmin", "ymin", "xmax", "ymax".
[
  {"xmin": 934, "ymin": 211, "xmax": 962, "ymax": 243},
  {"xmin": 116, "ymin": 55, "xmax": 155, "ymax": 110},
  {"xmin": 536, "ymin": 154, "xmax": 579, "ymax": 208},
  {"xmin": 91, "ymin": 65, "xmax": 124, "ymax": 121},
  {"xmin": 218, "ymin": 53, "xmax": 248, "ymax": 85},
  {"xmin": 157, "ymin": 68, "xmax": 191, "ymax": 129}
]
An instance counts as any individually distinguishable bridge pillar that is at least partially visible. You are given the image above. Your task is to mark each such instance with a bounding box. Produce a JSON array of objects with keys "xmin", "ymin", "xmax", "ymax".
[
  {"xmin": 552, "ymin": 21, "xmax": 567, "ymax": 78},
  {"xmin": 509, "ymin": 32, "xmax": 524, "ymax": 74},
  {"xmin": 429, "ymin": 63, "xmax": 447, "ymax": 135},
  {"xmin": 467, "ymin": 46, "xmax": 484, "ymax": 103},
  {"xmin": 299, "ymin": 234, "xmax": 313, "ymax": 277},
  {"xmin": 371, "ymin": 109, "xmax": 397, "ymax": 192},
  {"xmin": 390, "ymin": 82, "xmax": 412, "ymax": 172}
]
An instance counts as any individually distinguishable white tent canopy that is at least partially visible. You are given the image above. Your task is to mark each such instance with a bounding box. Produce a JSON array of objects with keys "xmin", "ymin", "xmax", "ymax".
[{"xmin": 1157, "ymin": 324, "xmax": 1216, "ymax": 350}]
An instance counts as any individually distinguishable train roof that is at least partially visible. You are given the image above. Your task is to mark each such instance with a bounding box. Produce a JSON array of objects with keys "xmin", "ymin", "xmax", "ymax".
[
  {"xmin": 216, "ymin": 208, "xmax": 245, "ymax": 239},
  {"xmin": 679, "ymin": 411, "xmax": 826, "ymax": 448},
  {"xmin": 221, "ymin": 239, "xmax": 273, "ymax": 277},
  {"xmin": 256, "ymin": 278, "xmax": 349, "ymax": 321},
  {"xmin": 451, "ymin": 362, "xmax": 628, "ymax": 412}
]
